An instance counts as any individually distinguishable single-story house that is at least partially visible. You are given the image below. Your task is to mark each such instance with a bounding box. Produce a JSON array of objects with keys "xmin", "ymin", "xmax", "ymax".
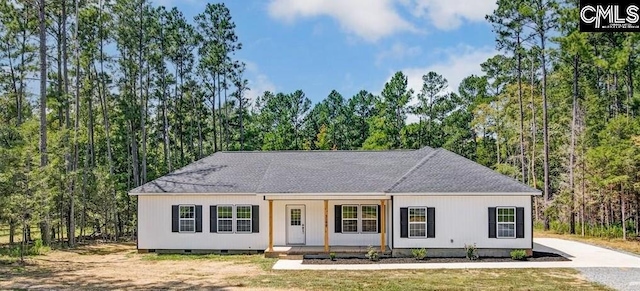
[{"xmin": 129, "ymin": 147, "xmax": 541, "ymax": 257}]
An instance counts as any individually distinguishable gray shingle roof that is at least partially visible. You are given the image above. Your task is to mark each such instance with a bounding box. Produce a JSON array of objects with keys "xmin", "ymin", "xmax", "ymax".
[{"xmin": 129, "ymin": 147, "xmax": 540, "ymax": 195}]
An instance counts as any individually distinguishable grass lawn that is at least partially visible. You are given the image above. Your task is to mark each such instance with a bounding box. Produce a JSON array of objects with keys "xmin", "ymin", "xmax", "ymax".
[
  {"xmin": 0, "ymin": 243, "xmax": 611, "ymax": 290},
  {"xmin": 227, "ymin": 268, "xmax": 610, "ymax": 291},
  {"xmin": 535, "ymin": 230, "xmax": 640, "ymax": 255}
]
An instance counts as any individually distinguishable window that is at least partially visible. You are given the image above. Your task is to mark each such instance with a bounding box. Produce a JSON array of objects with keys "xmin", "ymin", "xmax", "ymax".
[
  {"xmin": 290, "ymin": 208, "xmax": 301, "ymax": 226},
  {"xmin": 497, "ymin": 207, "xmax": 515, "ymax": 238},
  {"xmin": 361, "ymin": 205, "xmax": 378, "ymax": 233},
  {"xmin": 342, "ymin": 205, "xmax": 358, "ymax": 233},
  {"xmin": 409, "ymin": 207, "xmax": 426, "ymax": 237},
  {"xmin": 236, "ymin": 205, "xmax": 252, "ymax": 233},
  {"xmin": 179, "ymin": 205, "xmax": 195, "ymax": 232},
  {"xmin": 217, "ymin": 205, "xmax": 233, "ymax": 232}
]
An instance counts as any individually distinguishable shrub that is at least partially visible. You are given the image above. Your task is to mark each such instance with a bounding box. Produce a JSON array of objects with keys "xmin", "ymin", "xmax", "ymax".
[
  {"xmin": 464, "ymin": 243, "xmax": 478, "ymax": 260},
  {"xmin": 411, "ymin": 248, "xmax": 427, "ymax": 260},
  {"xmin": 29, "ymin": 239, "xmax": 50, "ymax": 255},
  {"xmin": 329, "ymin": 252, "xmax": 336, "ymax": 261},
  {"xmin": 365, "ymin": 245, "xmax": 379, "ymax": 261},
  {"xmin": 510, "ymin": 249, "xmax": 527, "ymax": 261},
  {"xmin": 0, "ymin": 239, "xmax": 50, "ymax": 258}
]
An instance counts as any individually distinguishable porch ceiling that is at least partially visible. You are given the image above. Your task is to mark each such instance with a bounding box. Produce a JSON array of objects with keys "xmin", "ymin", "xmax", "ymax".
[{"xmin": 262, "ymin": 194, "xmax": 390, "ymax": 200}]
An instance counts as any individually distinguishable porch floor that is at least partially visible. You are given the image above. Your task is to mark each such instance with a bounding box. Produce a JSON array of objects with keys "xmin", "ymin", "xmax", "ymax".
[{"xmin": 265, "ymin": 245, "xmax": 392, "ymax": 258}]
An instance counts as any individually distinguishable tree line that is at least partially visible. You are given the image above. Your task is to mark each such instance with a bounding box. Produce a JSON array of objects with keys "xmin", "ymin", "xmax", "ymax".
[{"xmin": 0, "ymin": 0, "xmax": 639, "ymax": 249}]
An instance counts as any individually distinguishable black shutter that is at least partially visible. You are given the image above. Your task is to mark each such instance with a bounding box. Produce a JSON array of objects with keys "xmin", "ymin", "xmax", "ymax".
[
  {"xmin": 377, "ymin": 205, "xmax": 381, "ymax": 233},
  {"xmin": 488, "ymin": 207, "xmax": 496, "ymax": 238},
  {"xmin": 195, "ymin": 205, "xmax": 203, "ymax": 232},
  {"xmin": 172, "ymin": 205, "xmax": 179, "ymax": 232},
  {"xmin": 427, "ymin": 207, "xmax": 435, "ymax": 238},
  {"xmin": 252, "ymin": 205, "xmax": 260, "ymax": 233},
  {"xmin": 334, "ymin": 205, "xmax": 342, "ymax": 233},
  {"xmin": 516, "ymin": 207, "xmax": 525, "ymax": 238},
  {"xmin": 210, "ymin": 205, "xmax": 217, "ymax": 233},
  {"xmin": 400, "ymin": 207, "xmax": 408, "ymax": 238}
]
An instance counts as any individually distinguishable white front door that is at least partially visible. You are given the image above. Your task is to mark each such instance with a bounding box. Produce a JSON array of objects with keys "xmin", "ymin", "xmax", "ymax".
[{"xmin": 286, "ymin": 205, "xmax": 306, "ymax": 245}]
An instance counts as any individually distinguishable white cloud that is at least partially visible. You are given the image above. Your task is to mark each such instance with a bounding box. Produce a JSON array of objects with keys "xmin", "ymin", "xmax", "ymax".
[
  {"xmin": 243, "ymin": 61, "xmax": 277, "ymax": 107},
  {"xmin": 267, "ymin": 0, "xmax": 417, "ymax": 42},
  {"xmin": 393, "ymin": 45, "xmax": 496, "ymax": 123},
  {"xmin": 405, "ymin": 0, "xmax": 496, "ymax": 30},
  {"xmin": 376, "ymin": 43, "xmax": 422, "ymax": 66}
]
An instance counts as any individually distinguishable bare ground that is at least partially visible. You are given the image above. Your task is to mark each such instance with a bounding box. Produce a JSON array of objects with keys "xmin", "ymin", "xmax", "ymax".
[
  {"xmin": 0, "ymin": 243, "xmax": 610, "ymax": 290},
  {"xmin": 0, "ymin": 243, "xmax": 280, "ymax": 290}
]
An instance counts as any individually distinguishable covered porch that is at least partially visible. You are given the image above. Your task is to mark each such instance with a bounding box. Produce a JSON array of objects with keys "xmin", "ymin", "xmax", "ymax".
[
  {"xmin": 263, "ymin": 195, "xmax": 391, "ymax": 257},
  {"xmin": 265, "ymin": 245, "xmax": 392, "ymax": 258}
]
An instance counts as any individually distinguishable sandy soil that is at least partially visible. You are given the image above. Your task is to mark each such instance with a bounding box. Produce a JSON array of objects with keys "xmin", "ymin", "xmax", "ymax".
[{"xmin": 0, "ymin": 243, "xmax": 278, "ymax": 290}]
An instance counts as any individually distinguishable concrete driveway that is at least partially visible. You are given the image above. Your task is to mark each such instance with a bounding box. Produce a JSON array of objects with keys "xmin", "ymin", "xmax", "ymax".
[
  {"xmin": 274, "ymin": 238, "xmax": 640, "ymax": 270},
  {"xmin": 274, "ymin": 238, "xmax": 640, "ymax": 289},
  {"xmin": 533, "ymin": 238, "xmax": 640, "ymax": 268},
  {"xmin": 534, "ymin": 238, "xmax": 640, "ymax": 291}
]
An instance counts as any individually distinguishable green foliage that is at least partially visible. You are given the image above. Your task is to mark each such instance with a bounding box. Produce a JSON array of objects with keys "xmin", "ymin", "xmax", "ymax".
[
  {"xmin": 411, "ymin": 248, "xmax": 427, "ymax": 260},
  {"xmin": 464, "ymin": 244, "xmax": 478, "ymax": 260},
  {"xmin": 365, "ymin": 245, "xmax": 379, "ymax": 261},
  {"xmin": 329, "ymin": 252, "xmax": 336, "ymax": 261},
  {"xmin": 0, "ymin": 239, "xmax": 50, "ymax": 257},
  {"xmin": 510, "ymin": 249, "xmax": 527, "ymax": 260},
  {"xmin": 1, "ymin": 0, "xmax": 640, "ymax": 248}
]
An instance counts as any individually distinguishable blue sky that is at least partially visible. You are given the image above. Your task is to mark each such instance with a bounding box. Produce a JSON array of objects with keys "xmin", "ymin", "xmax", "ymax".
[{"xmin": 156, "ymin": 0, "xmax": 499, "ymax": 114}]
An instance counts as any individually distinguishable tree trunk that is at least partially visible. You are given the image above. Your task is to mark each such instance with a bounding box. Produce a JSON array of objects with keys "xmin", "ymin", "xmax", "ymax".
[
  {"xmin": 176, "ymin": 64, "xmax": 184, "ymax": 166},
  {"xmin": 530, "ymin": 55, "xmax": 537, "ymax": 189},
  {"xmin": 139, "ymin": 0, "xmax": 147, "ymax": 184},
  {"xmin": 569, "ymin": 54, "xmax": 578, "ymax": 234},
  {"xmin": 627, "ymin": 54, "xmax": 633, "ymax": 117},
  {"xmin": 9, "ymin": 219, "xmax": 15, "ymax": 245},
  {"xmin": 540, "ymin": 32, "xmax": 551, "ymax": 231},
  {"xmin": 38, "ymin": 0, "xmax": 51, "ymax": 247},
  {"xmin": 224, "ymin": 75, "xmax": 230, "ymax": 150},
  {"xmin": 239, "ymin": 89, "xmax": 244, "ymax": 151},
  {"xmin": 621, "ymin": 191, "xmax": 626, "ymax": 240},
  {"xmin": 210, "ymin": 85, "xmax": 218, "ymax": 153},
  {"xmin": 516, "ymin": 34, "xmax": 525, "ymax": 183},
  {"xmin": 217, "ymin": 72, "xmax": 223, "ymax": 151},
  {"xmin": 581, "ymin": 145, "xmax": 586, "ymax": 236}
]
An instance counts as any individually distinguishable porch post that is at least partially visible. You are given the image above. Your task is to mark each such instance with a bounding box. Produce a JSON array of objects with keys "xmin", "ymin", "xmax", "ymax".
[
  {"xmin": 380, "ymin": 199, "xmax": 386, "ymax": 252},
  {"xmin": 268, "ymin": 199, "xmax": 273, "ymax": 252},
  {"xmin": 324, "ymin": 200, "xmax": 329, "ymax": 252}
]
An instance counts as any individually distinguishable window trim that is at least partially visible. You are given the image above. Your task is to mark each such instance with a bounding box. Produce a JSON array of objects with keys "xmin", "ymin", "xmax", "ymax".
[
  {"xmin": 408, "ymin": 206, "xmax": 427, "ymax": 238},
  {"xmin": 361, "ymin": 205, "xmax": 378, "ymax": 233},
  {"xmin": 341, "ymin": 205, "xmax": 359, "ymax": 233},
  {"xmin": 217, "ymin": 205, "xmax": 234, "ymax": 233},
  {"xmin": 496, "ymin": 206, "xmax": 516, "ymax": 239},
  {"xmin": 235, "ymin": 205, "xmax": 252, "ymax": 233},
  {"xmin": 178, "ymin": 204, "xmax": 196, "ymax": 233}
]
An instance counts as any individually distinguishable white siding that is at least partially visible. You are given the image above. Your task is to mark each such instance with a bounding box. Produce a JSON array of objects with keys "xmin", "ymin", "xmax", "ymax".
[
  {"xmin": 138, "ymin": 195, "xmax": 268, "ymax": 250},
  {"xmin": 139, "ymin": 196, "xmax": 390, "ymax": 249},
  {"xmin": 392, "ymin": 195, "xmax": 532, "ymax": 249},
  {"xmin": 272, "ymin": 200, "xmax": 389, "ymax": 247},
  {"xmin": 138, "ymin": 194, "xmax": 531, "ymax": 250}
]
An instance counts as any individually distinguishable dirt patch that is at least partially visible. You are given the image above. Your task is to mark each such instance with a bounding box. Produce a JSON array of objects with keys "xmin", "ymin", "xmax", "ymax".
[
  {"xmin": 302, "ymin": 251, "xmax": 569, "ymax": 265},
  {"xmin": 0, "ymin": 242, "xmax": 278, "ymax": 290}
]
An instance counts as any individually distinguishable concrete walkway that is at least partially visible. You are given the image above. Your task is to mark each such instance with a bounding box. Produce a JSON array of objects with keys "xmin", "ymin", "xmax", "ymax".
[{"xmin": 272, "ymin": 238, "xmax": 640, "ymax": 270}]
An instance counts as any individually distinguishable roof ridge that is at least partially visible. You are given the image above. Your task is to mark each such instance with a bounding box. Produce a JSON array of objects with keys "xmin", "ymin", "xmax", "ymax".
[
  {"xmin": 218, "ymin": 149, "xmax": 420, "ymax": 153},
  {"xmin": 384, "ymin": 148, "xmax": 441, "ymax": 192}
]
